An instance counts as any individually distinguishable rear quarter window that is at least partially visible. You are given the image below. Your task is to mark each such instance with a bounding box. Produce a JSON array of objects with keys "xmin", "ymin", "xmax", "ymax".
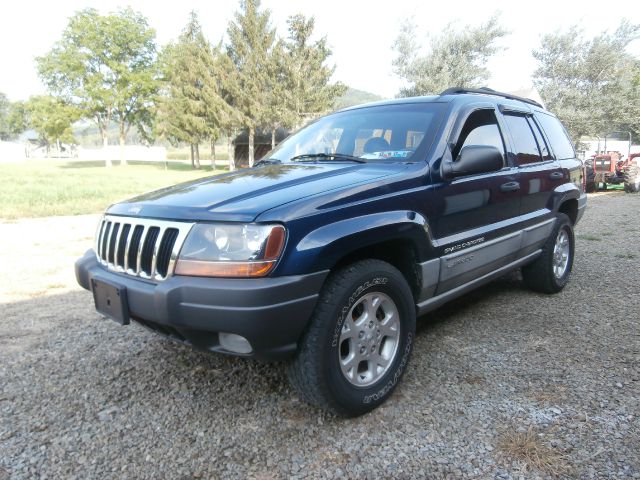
[{"xmin": 536, "ymin": 113, "xmax": 576, "ymax": 160}]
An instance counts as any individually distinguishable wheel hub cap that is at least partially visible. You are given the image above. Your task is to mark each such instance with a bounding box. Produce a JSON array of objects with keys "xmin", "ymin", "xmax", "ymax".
[
  {"xmin": 338, "ymin": 292, "xmax": 400, "ymax": 387},
  {"xmin": 552, "ymin": 229, "xmax": 570, "ymax": 279}
]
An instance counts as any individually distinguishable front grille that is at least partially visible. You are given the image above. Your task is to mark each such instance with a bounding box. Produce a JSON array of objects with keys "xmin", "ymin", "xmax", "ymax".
[{"xmin": 95, "ymin": 215, "xmax": 194, "ymax": 281}]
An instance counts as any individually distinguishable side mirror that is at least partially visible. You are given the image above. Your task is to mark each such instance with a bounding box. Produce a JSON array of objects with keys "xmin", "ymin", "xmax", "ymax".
[{"xmin": 442, "ymin": 145, "xmax": 503, "ymax": 179}]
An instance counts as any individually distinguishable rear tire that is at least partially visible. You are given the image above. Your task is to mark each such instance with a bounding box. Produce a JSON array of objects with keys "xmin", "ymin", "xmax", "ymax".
[
  {"xmin": 522, "ymin": 213, "xmax": 575, "ymax": 294},
  {"xmin": 624, "ymin": 163, "xmax": 640, "ymax": 193},
  {"xmin": 287, "ymin": 259, "xmax": 416, "ymax": 416}
]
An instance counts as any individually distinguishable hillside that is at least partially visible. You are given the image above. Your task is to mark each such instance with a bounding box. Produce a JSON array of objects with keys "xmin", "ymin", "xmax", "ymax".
[{"xmin": 334, "ymin": 87, "xmax": 387, "ymax": 109}]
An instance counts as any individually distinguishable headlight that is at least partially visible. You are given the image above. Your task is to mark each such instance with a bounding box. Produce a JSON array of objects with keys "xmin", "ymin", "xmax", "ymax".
[{"xmin": 174, "ymin": 223, "xmax": 286, "ymax": 277}]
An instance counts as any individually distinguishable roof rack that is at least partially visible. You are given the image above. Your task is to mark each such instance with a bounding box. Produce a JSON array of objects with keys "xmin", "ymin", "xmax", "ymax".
[{"xmin": 440, "ymin": 87, "xmax": 543, "ymax": 108}]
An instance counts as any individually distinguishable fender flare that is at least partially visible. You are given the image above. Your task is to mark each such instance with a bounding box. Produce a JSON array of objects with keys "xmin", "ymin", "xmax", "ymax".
[{"xmin": 278, "ymin": 211, "xmax": 432, "ymax": 274}]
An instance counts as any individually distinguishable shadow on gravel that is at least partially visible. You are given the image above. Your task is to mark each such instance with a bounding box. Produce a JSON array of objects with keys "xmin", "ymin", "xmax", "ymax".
[{"xmin": 416, "ymin": 271, "xmax": 526, "ymax": 334}]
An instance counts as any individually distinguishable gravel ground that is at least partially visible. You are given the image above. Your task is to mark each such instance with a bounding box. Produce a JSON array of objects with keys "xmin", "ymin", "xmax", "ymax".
[{"xmin": 1, "ymin": 193, "xmax": 639, "ymax": 479}]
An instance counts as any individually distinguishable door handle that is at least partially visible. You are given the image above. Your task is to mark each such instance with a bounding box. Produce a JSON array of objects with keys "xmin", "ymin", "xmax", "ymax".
[
  {"xmin": 500, "ymin": 181, "xmax": 520, "ymax": 193},
  {"xmin": 549, "ymin": 172, "xmax": 564, "ymax": 180}
]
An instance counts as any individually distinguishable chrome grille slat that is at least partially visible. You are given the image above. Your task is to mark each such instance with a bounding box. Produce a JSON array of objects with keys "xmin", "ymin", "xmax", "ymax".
[
  {"xmin": 107, "ymin": 223, "xmax": 122, "ymax": 265},
  {"xmin": 95, "ymin": 215, "xmax": 194, "ymax": 281},
  {"xmin": 96, "ymin": 219, "xmax": 106, "ymax": 260},
  {"xmin": 116, "ymin": 224, "xmax": 131, "ymax": 269},
  {"xmin": 100, "ymin": 222, "xmax": 112, "ymax": 263},
  {"xmin": 123, "ymin": 224, "xmax": 134, "ymax": 272},
  {"xmin": 150, "ymin": 227, "xmax": 166, "ymax": 281},
  {"xmin": 135, "ymin": 225, "xmax": 149, "ymax": 275}
]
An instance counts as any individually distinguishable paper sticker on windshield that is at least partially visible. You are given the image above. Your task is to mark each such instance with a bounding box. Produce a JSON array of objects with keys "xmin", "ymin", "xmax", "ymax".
[{"xmin": 360, "ymin": 150, "xmax": 412, "ymax": 159}]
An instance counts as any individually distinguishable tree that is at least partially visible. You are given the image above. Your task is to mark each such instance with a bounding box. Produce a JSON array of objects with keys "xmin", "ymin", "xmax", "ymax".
[
  {"xmin": 24, "ymin": 96, "xmax": 80, "ymax": 154},
  {"xmin": 620, "ymin": 60, "xmax": 640, "ymax": 142},
  {"xmin": 271, "ymin": 14, "xmax": 346, "ymax": 141},
  {"xmin": 226, "ymin": 0, "xmax": 276, "ymax": 167},
  {"xmin": 0, "ymin": 92, "xmax": 10, "ymax": 140},
  {"xmin": 6, "ymin": 102, "xmax": 28, "ymax": 139},
  {"xmin": 108, "ymin": 9, "xmax": 159, "ymax": 166},
  {"xmin": 36, "ymin": 8, "xmax": 159, "ymax": 167},
  {"xmin": 392, "ymin": 16, "xmax": 508, "ymax": 97},
  {"xmin": 158, "ymin": 12, "xmax": 235, "ymax": 169},
  {"xmin": 0, "ymin": 94, "xmax": 28, "ymax": 141},
  {"xmin": 533, "ymin": 21, "xmax": 639, "ymax": 143}
]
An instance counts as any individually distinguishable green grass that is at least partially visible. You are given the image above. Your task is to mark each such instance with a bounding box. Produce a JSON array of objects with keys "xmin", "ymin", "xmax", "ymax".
[{"xmin": 0, "ymin": 160, "xmax": 224, "ymax": 219}]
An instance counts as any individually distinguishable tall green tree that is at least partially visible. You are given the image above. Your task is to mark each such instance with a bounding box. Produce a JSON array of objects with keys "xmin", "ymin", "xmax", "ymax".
[
  {"xmin": 36, "ymin": 7, "xmax": 159, "ymax": 167},
  {"xmin": 0, "ymin": 92, "xmax": 10, "ymax": 140},
  {"xmin": 0, "ymin": 94, "xmax": 28, "ymax": 141},
  {"xmin": 226, "ymin": 0, "xmax": 276, "ymax": 166},
  {"xmin": 158, "ymin": 12, "xmax": 234, "ymax": 169},
  {"xmin": 271, "ymin": 14, "xmax": 346, "ymax": 143},
  {"xmin": 24, "ymin": 96, "xmax": 80, "ymax": 154},
  {"xmin": 620, "ymin": 60, "xmax": 640, "ymax": 142},
  {"xmin": 533, "ymin": 20, "xmax": 640, "ymax": 143},
  {"xmin": 6, "ymin": 101, "xmax": 28, "ymax": 139},
  {"xmin": 108, "ymin": 9, "xmax": 159, "ymax": 166},
  {"xmin": 392, "ymin": 16, "xmax": 507, "ymax": 97}
]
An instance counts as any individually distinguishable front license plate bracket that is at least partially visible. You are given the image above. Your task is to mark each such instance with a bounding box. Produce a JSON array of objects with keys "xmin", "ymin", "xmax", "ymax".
[{"xmin": 91, "ymin": 278, "xmax": 130, "ymax": 325}]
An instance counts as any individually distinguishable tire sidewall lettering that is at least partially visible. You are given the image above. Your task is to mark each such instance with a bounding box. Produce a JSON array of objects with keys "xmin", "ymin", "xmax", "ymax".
[
  {"xmin": 330, "ymin": 277, "xmax": 388, "ymax": 348},
  {"xmin": 362, "ymin": 332, "xmax": 412, "ymax": 405}
]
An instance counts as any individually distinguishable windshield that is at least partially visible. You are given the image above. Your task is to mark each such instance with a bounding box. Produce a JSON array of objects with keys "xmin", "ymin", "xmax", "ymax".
[{"xmin": 267, "ymin": 102, "xmax": 445, "ymax": 163}]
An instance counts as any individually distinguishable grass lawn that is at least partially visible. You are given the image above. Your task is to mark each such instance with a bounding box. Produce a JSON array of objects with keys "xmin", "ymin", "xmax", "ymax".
[{"xmin": 0, "ymin": 159, "xmax": 224, "ymax": 219}]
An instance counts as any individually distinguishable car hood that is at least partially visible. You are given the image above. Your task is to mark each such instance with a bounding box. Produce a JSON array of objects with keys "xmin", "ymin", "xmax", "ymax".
[{"xmin": 107, "ymin": 162, "xmax": 408, "ymax": 222}]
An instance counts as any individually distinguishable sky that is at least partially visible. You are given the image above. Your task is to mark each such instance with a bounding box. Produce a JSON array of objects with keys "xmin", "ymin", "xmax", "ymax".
[{"xmin": 0, "ymin": 0, "xmax": 638, "ymax": 102}]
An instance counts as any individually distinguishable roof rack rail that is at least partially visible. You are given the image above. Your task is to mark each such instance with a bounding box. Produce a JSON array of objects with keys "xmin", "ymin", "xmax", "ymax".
[{"xmin": 440, "ymin": 87, "xmax": 543, "ymax": 108}]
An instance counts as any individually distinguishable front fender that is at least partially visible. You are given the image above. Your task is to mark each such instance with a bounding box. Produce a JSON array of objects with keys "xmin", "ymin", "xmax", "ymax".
[{"xmin": 276, "ymin": 211, "xmax": 431, "ymax": 275}]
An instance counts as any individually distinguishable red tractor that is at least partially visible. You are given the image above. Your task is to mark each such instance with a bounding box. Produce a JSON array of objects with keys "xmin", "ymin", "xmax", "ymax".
[{"xmin": 585, "ymin": 151, "xmax": 640, "ymax": 193}]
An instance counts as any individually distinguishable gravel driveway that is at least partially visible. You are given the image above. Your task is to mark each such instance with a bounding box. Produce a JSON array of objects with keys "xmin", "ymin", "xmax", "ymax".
[{"xmin": 1, "ymin": 193, "xmax": 639, "ymax": 479}]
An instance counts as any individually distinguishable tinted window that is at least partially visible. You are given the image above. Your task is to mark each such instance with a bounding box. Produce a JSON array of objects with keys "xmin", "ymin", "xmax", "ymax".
[
  {"xmin": 504, "ymin": 114, "xmax": 542, "ymax": 165},
  {"xmin": 267, "ymin": 103, "xmax": 445, "ymax": 162},
  {"xmin": 536, "ymin": 113, "xmax": 575, "ymax": 159},
  {"xmin": 454, "ymin": 109, "xmax": 505, "ymax": 165},
  {"xmin": 529, "ymin": 118, "xmax": 553, "ymax": 160}
]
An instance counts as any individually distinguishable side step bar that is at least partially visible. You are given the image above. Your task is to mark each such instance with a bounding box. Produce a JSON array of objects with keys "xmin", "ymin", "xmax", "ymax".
[{"xmin": 415, "ymin": 250, "xmax": 541, "ymax": 316}]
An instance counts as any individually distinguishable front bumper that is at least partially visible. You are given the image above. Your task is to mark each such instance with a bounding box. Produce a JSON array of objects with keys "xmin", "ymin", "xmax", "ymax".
[{"xmin": 75, "ymin": 250, "xmax": 328, "ymax": 360}]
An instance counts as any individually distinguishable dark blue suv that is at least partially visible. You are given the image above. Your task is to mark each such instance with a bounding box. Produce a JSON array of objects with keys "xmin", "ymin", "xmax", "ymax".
[{"xmin": 76, "ymin": 88, "xmax": 586, "ymax": 415}]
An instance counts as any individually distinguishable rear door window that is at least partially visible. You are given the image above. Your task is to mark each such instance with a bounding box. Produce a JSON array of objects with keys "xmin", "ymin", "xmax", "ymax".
[
  {"xmin": 503, "ymin": 114, "xmax": 542, "ymax": 165},
  {"xmin": 529, "ymin": 118, "xmax": 553, "ymax": 161}
]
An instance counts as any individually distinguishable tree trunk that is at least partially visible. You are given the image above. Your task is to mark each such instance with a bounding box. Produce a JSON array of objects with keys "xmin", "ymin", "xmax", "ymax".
[
  {"xmin": 194, "ymin": 143, "xmax": 201, "ymax": 169},
  {"xmin": 211, "ymin": 139, "xmax": 216, "ymax": 170},
  {"xmin": 248, "ymin": 127, "xmax": 255, "ymax": 167},
  {"xmin": 102, "ymin": 129, "xmax": 112, "ymax": 168},
  {"xmin": 227, "ymin": 133, "xmax": 235, "ymax": 172},
  {"xmin": 190, "ymin": 144, "xmax": 195, "ymax": 168},
  {"xmin": 271, "ymin": 129, "xmax": 276, "ymax": 150},
  {"xmin": 119, "ymin": 122, "xmax": 127, "ymax": 167}
]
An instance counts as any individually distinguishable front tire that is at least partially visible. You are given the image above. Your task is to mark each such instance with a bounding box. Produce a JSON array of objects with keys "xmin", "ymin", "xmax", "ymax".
[
  {"xmin": 287, "ymin": 259, "xmax": 416, "ymax": 416},
  {"xmin": 522, "ymin": 213, "xmax": 575, "ymax": 294}
]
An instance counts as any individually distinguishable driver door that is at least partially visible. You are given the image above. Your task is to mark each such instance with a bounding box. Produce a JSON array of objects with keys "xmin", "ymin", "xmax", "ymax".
[{"xmin": 428, "ymin": 107, "xmax": 522, "ymax": 293}]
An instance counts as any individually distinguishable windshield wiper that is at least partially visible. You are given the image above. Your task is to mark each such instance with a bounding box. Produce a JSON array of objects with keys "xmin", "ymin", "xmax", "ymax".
[{"xmin": 290, "ymin": 153, "xmax": 366, "ymax": 163}]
